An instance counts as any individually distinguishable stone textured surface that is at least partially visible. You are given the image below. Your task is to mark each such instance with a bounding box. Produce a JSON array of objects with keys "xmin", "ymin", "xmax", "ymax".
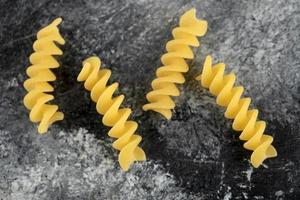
[{"xmin": 0, "ymin": 0, "xmax": 300, "ymax": 199}]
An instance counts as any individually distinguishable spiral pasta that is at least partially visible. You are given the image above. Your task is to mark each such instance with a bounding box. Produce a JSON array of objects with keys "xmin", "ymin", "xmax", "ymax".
[
  {"xmin": 143, "ymin": 8, "xmax": 207, "ymax": 119},
  {"xmin": 23, "ymin": 18, "xmax": 65, "ymax": 134},
  {"xmin": 196, "ymin": 55, "xmax": 277, "ymax": 167},
  {"xmin": 77, "ymin": 56, "xmax": 146, "ymax": 171}
]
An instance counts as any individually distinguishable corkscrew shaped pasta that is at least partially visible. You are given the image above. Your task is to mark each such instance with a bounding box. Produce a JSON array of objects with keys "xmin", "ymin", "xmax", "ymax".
[
  {"xmin": 23, "ymin": 18, "xmax": 65, "ymax": 134},
  {"xmin": 143, "ymin": 8, "xmax": 208, "ymax": 119},
  {"xmin": 196, "ymin": 55, "xmax": 277, "ymax": 167},
  {"xmin": 77, "ymin": 56, "xmax": 146, "ymax": 171}
]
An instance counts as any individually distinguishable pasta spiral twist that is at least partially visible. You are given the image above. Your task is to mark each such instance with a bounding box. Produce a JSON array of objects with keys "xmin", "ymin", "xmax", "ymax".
[
  {"xmin": 77, "ymin": 56, "xmax": 146, "ymax": 171},
  {"xmin": 143, "ymin": 8, "xmax": 207, "ymax": 119},
  {"xmin": 23, "ymin": 18, "xmax": 65, "ymax": 134},
  {"xmin": 196, "ymin": 55, "xmax": 277, "ymax": 168}
]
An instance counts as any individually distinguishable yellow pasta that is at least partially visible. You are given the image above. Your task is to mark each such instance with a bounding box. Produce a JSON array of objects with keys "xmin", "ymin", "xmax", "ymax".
[
  {"xmin": 196, "ymin": 55, "xmax": 277, "ymax": 167},
  {"xmin": 77, "ymin": 56, "xmax": 146, "ymax": 171},
  {"xmin": 23, "ymin": 18, "xmax": 65, "ymax": 134},
  {"xmin": 143, "ymin": 8, "xmax": 207, "ymax": 119}
]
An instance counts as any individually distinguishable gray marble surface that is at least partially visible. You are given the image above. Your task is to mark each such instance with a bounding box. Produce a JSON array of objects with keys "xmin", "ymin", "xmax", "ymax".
[{"xmin": 0, "ymin": 0, "xmax": 300, "ymax": 199}]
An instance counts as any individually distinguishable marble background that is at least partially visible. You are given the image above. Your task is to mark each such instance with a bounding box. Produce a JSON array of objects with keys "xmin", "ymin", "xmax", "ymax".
[{"xmin": 0, "ymin": 0, "xmax": 299, "ymax": 199}]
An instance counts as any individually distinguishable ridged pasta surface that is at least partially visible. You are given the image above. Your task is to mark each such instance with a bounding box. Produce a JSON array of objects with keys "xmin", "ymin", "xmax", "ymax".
[
  {"xmin": 23, "ymin": 18, "xmax": 65, "ymax": 134},
  {"xmin": 77, "ymin": 56, "xmax": 146, "ymax": 171},
  {"xmin": 196, "ymin": 55, "xmax": 277, "ymax": 168},
  {"xmin": 143, "ymin": 8, "xmax": 208, "ymax": 119}
]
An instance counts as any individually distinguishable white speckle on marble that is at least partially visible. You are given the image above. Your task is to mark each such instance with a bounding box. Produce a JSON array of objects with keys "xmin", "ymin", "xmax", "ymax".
[
  {"xmin": 242, "ymin": 192, "xmax": 248, "ymax": 199},
  {"xmin": 245, "ymin": 166, "xmax": 253, "ymax": 182},
  {"xmin": 223, "ymin": 186, "xmax": 232, "ymax": 200},
  {"xmin": 6, "ymin": 77, "xmax": 18, "ymax": 88},
  {"xmin": 237, "ymin": 183, "xmax": 247, "ymax": 188},
  {"xmin": 275, "ymin": 190, "xmax": 284, "ymax": 197},
  {"xmin": 261, "ymin": 163, "xmax": 269, "ymax": 168},
  {"xmin": 253, "ymin": 195, "xmax": 265, "ymax": 199}
]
